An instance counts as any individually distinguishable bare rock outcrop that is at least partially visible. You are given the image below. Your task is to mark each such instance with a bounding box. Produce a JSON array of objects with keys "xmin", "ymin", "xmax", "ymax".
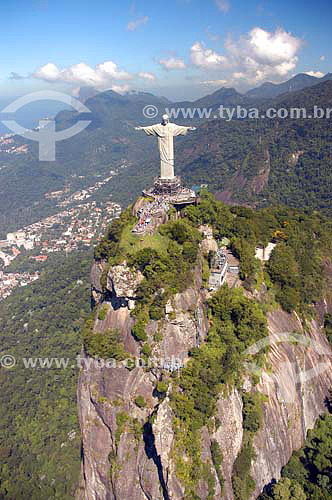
[
  {"xmin": 77, "ymin": 253, "xmax": 332, "ymax": 500},
  {"xmin": 77, "ymin": 258, "xmax": 210, "ymax": 500},
  {"xmin": 107, "ymin": 262, "xmax": 143, "ymax": 300}
]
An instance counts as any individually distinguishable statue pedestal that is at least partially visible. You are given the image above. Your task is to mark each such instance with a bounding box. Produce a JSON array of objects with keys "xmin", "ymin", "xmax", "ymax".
[
  {"xmin": 152, "ymin": 176, "xmax": 182, "ymax": 195},
  {"xmin": 142, "ymin": 176, "xmax": 197, "ymax": 208}
]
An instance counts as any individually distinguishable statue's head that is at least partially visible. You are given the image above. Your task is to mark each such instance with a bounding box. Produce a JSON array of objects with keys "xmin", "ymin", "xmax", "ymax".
[{"xmin": 162, "ymin": 114, "xmax": 169, "ymax": 125}]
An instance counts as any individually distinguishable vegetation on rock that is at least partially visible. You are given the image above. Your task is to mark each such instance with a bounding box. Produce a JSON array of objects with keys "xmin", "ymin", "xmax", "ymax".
[
  {"xmin": 134, "ymin": 396, "xmax": 146, "ymax": 408},
  {"xmin": 169, "ymin": 285, "xmax": 268, "ymax": 497},
  {"xmin": 259, "ymin": 411, "xmax": 332, "ymax": 500}
]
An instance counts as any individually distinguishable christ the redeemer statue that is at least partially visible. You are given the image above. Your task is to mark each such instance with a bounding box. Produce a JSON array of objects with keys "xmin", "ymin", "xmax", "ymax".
[{"xmin": 135, "ymin": 114, "xmax": 196, "ymax": 179}]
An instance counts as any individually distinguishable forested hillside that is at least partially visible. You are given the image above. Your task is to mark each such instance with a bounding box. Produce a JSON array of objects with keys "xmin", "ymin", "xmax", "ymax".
[
  {"xmin": 178, "ymin": 81, "xmax": 332, "ymax": 213},
  {"xmin": 1, "ymin": 190, "xmax": 332, "ymax": 499},
  {"xmin": 0, "ymin": 251, "xmax": 91, "ymax": 499}
]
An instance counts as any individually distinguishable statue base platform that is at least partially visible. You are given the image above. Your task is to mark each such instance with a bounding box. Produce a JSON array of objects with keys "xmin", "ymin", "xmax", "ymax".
[
  {"xmin": 142, "ymin": 176, "xmax": 197, "ymax": 206},
  {"xmin": 152, "ymin": 176, "xmax": 182, "ymax": 195},
  {"xmin": 133, "ymin": 177, "xmax": 199, "ymax": 234}
]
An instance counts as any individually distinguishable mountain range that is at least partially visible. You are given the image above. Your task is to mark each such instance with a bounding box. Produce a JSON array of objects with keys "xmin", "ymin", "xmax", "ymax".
[
  {"xmin": 78, "ymin": 72, "xmax": 332, "ymax": 104},
  {"xmin": 0, "ymin": 72, "xmax": 331, "ymax": 238},
  {"xmin": 245, "ymin": 72, "xmax": 332, "ymax": 99},
  {"xmin": 177, "ymin": 79, "xmax": 332, "ymax": 211}
]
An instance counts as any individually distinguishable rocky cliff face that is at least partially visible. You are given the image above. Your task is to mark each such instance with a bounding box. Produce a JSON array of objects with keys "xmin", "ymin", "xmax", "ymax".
[{"xmin": 76, "ymin": 242, "xmax": 332, "ymax": 500}]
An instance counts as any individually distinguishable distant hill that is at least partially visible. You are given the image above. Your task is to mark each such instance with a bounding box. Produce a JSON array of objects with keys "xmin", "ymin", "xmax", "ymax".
[
  {"xmin": 176, "ymin": 86, "xmax": 248, "ymax": 109},
  {"xmin": 177, "ymin": 80, "xmax": 332, "ymax": 212},
  {"xmin": 246, "ymin": 72, "xmax": 332, "ymax": 99}
]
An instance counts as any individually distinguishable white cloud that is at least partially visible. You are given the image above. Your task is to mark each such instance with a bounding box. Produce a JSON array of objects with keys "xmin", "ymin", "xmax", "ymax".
[
  {"xmin": 71, "ymin": 87, "xmax": 84, "ymax": 97},
  {"xmin": 127, "ymin": 16, "xmax": 149, "ymax": 31},
  {"xmin": 273, "ymin": 59, "xmax": 298, "ymax": 76},
  {"xmin": 224, "ymin": 27, "xmax": 303, "ymax": 84},
  {"xmin": 32, "ymin": 60, "xmax": 158, "ymax": 93},
  {"xmin": 33, "ymin": 61, "xmax": 133, "ymax": 89},
  {"xmin": 320, "ymin": 55, "xmax": 325, "ymax": 61},
  {"xmin": 110, "ymin": 84, "xmax": 131, "ymax": 93},
  {"xmin": 97, "ymin": 61, "xmax": 132, "ymax": 80},
  {"xmin": 159, "ymin": 57, "xmax": 186, "ymax": 70},
  {"xmin": 247, "ymin": 27, "xmax": 301, "ymax": 65},
  {"xmin": 226, "ymin": 28, "xmax": 301, "ymax": 66},
  {"xmin": 189, "ymin": 27, "xmax": 303, "ymax": 88},
  {"xmin": 190, "ymin": 29, "xmax": 300, "ymax": 82},
  {"xmin": 200, "ymin": 79, "xmax": 228, "ymax": 86},
  {"xmin": 138, "ymin": 71, "xmax": 156, "ymax": 81},
  {"xmin": 305, "ymin": 70, "xmax": 324, "ymax": 78},
  {"xmin": 232, "ymin": 72, "xmax": 246, "ymax": 80},
  {"xmin": 190, "ymin": 42, "xmax": 228, "ymax": 68},
  {"xmin": 214, "ymin": 0, "xmax": 230, "ymax": 13},
  {"xmin": 34, "ymin": 62, "xmax": 60, "ymax": 81}
]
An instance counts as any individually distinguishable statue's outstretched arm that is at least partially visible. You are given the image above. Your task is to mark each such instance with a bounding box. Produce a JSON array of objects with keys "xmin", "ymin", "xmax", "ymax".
[
  {"xmin": 172, "ymin": 124, "xmax": 197, "ymax": 136},
  {"xmin": 134, "ymin": 125, "xmax": 158, "ymax": 136}
]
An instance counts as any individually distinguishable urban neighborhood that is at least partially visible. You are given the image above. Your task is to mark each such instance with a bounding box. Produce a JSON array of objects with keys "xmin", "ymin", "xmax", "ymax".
[{"xmin": 0, "ymin": 169, "xmax": 123, "ymax": 300}]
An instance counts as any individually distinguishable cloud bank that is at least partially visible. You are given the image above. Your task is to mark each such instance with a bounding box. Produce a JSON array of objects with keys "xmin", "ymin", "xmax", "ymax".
[
  {"xmin": 305, "ymin": 70, "xmax": 324, "ymax": 78},
  {"xmin": 189, "ymin": 27, "xmax": 303, "ymax": 86},
  {"xmin": 24, "ymin": 26, "xmax": 309, "ymax": 94},
  {"xmin": 159, "ymin": 57, "xmax": 186, "ymax": 70}
]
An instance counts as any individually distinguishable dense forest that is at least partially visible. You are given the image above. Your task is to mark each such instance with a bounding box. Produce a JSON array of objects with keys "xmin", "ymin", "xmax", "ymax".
[{"xmin": 0, "ymin": 250, "xmax": 91, "ymax": 499}]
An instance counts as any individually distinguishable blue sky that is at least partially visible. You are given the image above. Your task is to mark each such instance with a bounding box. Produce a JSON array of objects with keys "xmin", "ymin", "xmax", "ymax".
[{"xmin": 1, "ymin": 0, "xmax": 331, "ymax": 100}]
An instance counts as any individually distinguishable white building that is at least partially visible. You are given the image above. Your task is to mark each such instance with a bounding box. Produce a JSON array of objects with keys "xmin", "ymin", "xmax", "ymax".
[{"xmin": 255, "ymin": 242, "xmax": 276, "ymax": 261}]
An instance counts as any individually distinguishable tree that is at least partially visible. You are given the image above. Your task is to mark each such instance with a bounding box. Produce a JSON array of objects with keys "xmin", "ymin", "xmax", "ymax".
[
  {"xmin": 134, "ymin": 396, "xmax": 146, "ymax": 408},
  {"xmin": 271, "ymin": 478, "xmax": 306, "ymax": 500},
  {"xmin": 267, "ymin": 244, "xmax": 299, "ymax": 288}
]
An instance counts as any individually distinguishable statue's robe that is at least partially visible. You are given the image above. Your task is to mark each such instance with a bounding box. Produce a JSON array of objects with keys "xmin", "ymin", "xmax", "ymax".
[{"xmin": 139, "ymin": 123, "xmax": 192, "ymax": 179}]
